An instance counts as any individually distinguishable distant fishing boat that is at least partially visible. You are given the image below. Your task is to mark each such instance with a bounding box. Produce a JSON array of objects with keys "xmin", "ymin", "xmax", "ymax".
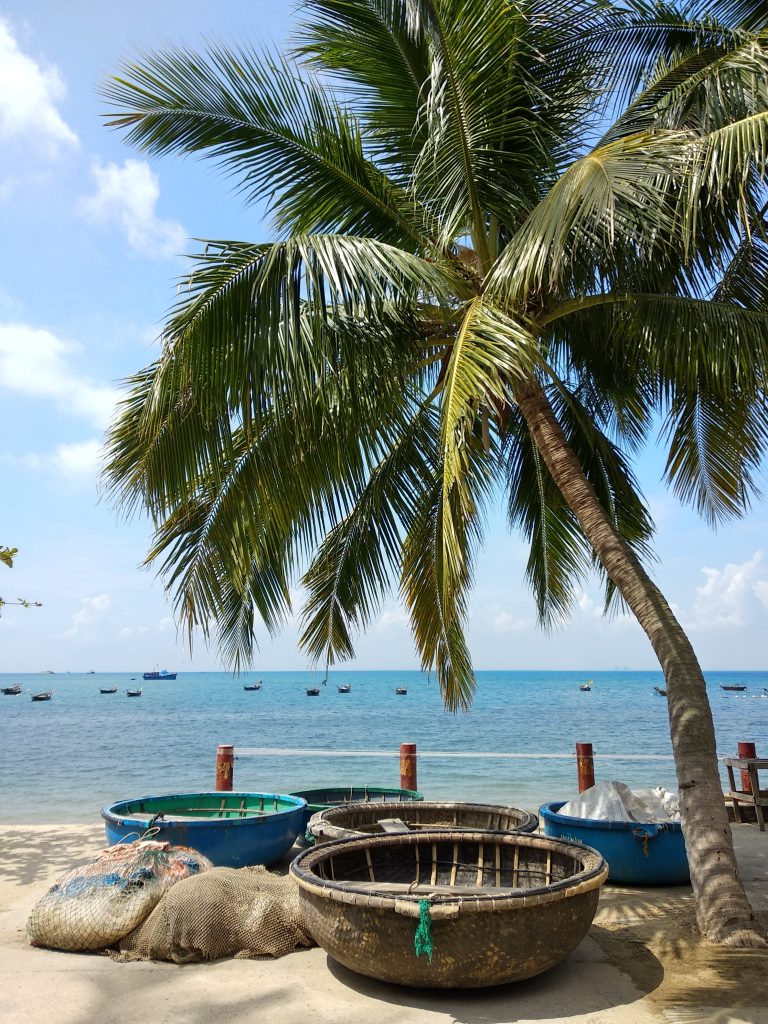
[
  {"xmin": 653, "ymin": 686, "xmax": 667, "ymax": 697},
  {"xmin": 127, "ymin": 688, "xmax": 142, "ymax": 697},
  {"xmin": 87, "ymin": 669, "xmax": 95, "ymax": 674},
  {"xmin": 31, "ymin": 691, "xmax": 52, "ymax": 702},
  {"xmin": 395, "ymin": 687, "xmax": 407, "ymax": 695},
  {"xmin": 720, "ymin": 684, "xmax": 747, "ymax": 692},
  {"xmin": 1, "ymin": 684, "xmax": 22, "ymax": 695},
  {"xmin": 306, "ymin": 687, "xmax": 321, "ymax": 696},
  {"xmin": 99, "ymin": 686, "xmax": 118, "ymax": 694},
  {"xmin": 579, "ymin": 681, "xmax": 592, "ymax": 692},
  {"xmin": 243, "ymin": 681, "xmax": 262, "ymax": 691},
  {"xmin": 143, "ymin": 669, "xmax": 177, "ymax": 680},
  {"xmin": 337, "ymin": 684, "xmax": 352, "ymax": 693}
]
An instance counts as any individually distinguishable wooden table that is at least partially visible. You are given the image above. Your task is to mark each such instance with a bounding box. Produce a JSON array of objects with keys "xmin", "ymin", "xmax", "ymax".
[{"xmin": 723, "ymin": 758, "xmax": 768, "ymax": 831}]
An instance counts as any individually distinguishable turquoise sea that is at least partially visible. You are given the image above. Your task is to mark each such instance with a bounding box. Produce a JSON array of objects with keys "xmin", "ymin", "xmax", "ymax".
[{"xmin": 0, "ymin": 670, "xmax": 766, "ymax": 824}]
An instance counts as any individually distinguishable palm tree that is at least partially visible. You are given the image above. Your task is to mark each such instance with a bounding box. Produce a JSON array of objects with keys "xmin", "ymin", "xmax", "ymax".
[{"xmin": 103, "ymin": 0, "xmax": 768, "ymax": 945}]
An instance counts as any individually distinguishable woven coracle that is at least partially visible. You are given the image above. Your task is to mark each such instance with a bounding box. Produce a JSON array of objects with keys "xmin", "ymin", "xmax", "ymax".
[
  {"xmin": 309, "ymin": 800, "xmax": 538, "ymax": 844},
  {"xmin": 291, "ymin": 830, "xmax": 607, "ymax": 987}
]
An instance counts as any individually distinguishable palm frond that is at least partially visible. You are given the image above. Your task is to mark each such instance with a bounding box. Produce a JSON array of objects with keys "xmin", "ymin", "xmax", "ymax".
[
  {"xmin": 162, "ymin": 234, "xmax": 457, "ymax": 425},
  {"xmin": 545, "ymin": 290, "xmax": 768, "ymax": 522},
  {"xmin": 505, "ymin": 406, "xmax": 592, "ymax": 626},
  {"xmin": 691, "ymin": 0, "xmax": 768, "ymax": 31},
  {"xmin": 296, "ymin": 0, "xmax": 430, "ymax": 171},
  {"xmin": 300, "ymin": 405, "xmax": 439, "ymax": 664},
  {"xmin": 401, "ymin": 473, "xmax": 477, "ymax": 712},
  {"xmin": 661, "ymin": 388, "xmax": 767, "ymax": 525},
  {"xmin": 103, "ymin": 44, "xmax": 436, "ymax": 247},
  {"xmin": 489, "ymin": 130, "xmax": 688, "ymax": 304}
]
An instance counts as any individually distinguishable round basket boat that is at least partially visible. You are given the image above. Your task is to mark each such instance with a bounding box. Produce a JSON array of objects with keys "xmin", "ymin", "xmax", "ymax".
[
  {"xmin": 540, "ymin": 801, "xmax": 689, "ymax": 885},
  {"xmin": 309, "ymin": 800, "xmax": 538, "ymax": 844},
  {"xmin": 291, "ymin": 830, "xmax": 607, "ymax": 988},
  {"xmin": 290, "ymin": 785, "xmax": 423, "ymax": 830},
  {"xmin": 102, "ymin": 792, "xmax": 306, "ymax": 868}
]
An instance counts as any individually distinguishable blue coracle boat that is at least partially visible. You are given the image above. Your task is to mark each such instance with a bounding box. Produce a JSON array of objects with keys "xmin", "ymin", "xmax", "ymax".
[
  {"xmin": 102, "ymin": 792, "xmax": 307, "ymax": 867},
  {"xmin": 539, "ymin": 801, "xmax": 689, "ymax": 885}
]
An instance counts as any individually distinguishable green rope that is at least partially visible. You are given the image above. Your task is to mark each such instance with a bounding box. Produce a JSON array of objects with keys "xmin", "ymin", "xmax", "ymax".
[{"xmin": 414, "ymin": 900, "xmax": 433, "ymax": 962}]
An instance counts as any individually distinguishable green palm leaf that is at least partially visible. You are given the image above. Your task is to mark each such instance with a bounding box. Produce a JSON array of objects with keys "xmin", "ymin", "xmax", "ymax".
[
  {"xmin": 103, "ymin": 45, "xmax": 436, "ymax": 247},
  {"xmin": 300, "ymin": 406, "xmax": 439, "ymax": 663}
]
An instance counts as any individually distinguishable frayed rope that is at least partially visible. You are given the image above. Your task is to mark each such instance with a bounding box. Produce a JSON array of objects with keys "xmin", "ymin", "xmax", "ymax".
[{"xmin": 414, "ymin": 899, "xmax": 433, "ymax": 962}]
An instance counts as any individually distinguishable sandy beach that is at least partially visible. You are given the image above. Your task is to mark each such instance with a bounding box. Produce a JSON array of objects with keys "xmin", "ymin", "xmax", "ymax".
[{"xmin": 1, "ymin": 823, "xmax": 766, "ymax": 1024}]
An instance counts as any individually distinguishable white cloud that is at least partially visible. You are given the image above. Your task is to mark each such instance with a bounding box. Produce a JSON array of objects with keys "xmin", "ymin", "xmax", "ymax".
[
  {"xmin": 754, "ymin": 579, "xmax": 768, "ymax": 613},
  {"xmin": 80, "ymin": 159, "xmax": 186, "ymax": 259},
  {"xmin": 0, "ymin": 323, "xmax": 119, "ymax": 428},
  {"xmin": 576, "ymin": 592, "xmax": 603, "ymax": 620},
  {"xmin": 158, "ymin": 617, "xmax": 175, "ymax": 634},
  {"xmin": 0, "ymin": 439, "xmax": 103, "ymax": 481},
  {"xmin": 688, "ymin": 551, "xmax": 767, "ymax": 630},
  {"xmin": 0, "ymin": 19, "xmax": 77, "ymax": 153},
  {"xmin": 376, "ymin": 608, "xmax": 409, "ymax": 631},
  {"xmin": 119, "ymin": 625, "xmax": 149, "ymax": 640},
  {"xmin": 63, "ymin": 594, "xmax": 111, "ymax": 638},
  {"xmin": 51, "ymin": 439, "xmax": 103, "ymax": 478},
  {"xmin": 491, "ymin": 611, "xmax": 530, "ymax": 634}
]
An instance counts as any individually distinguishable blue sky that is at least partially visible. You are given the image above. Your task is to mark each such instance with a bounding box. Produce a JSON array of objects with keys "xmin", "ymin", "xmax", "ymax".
[{"xmin": 1, "ymin": 1, "xmax": 767, "ymax": 674}]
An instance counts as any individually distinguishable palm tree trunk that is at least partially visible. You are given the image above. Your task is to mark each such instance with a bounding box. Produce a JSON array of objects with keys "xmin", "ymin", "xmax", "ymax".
[{"xmin": 514, "ymin": 377, "xmax": 766, "ymax": 948}]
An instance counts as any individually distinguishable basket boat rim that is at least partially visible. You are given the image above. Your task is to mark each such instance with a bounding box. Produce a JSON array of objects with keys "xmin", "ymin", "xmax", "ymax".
[
  {"xmin": 310, "ymin": 800, "xmax": 538, "ymax": 839},
  {"xmin": 291, "ymin": 830, "xmax": 607, "ymax": 916},
  {"xmin": 290, "ymin": 785, "xmax": 422, "ymax": 801},
  {"xmin": 101, "ymin": 791, "xmax": 307, "ymax": 829}
]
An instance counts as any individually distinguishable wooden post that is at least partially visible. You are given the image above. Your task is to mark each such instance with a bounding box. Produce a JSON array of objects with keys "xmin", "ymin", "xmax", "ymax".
[
  {"xmin": 215, "ymin": 744, "xmax": 234, "ymax": 791},
  {"xmin": 576, "ymin": 742, "xmax": 595, "ymax": 792},
  {"xmin": 400, "ymin": 743, "xmax": 417, "ymax": 791},
  {"xmin": 738, "ymin": 741, "xmax": 757, "ymax": 793}
]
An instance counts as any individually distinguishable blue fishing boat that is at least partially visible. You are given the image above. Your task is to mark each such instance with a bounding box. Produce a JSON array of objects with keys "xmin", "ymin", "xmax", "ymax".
[
  {"xmin": 143, "ymin": 669, "xmax": 177, "ymax": 680},
  {"xmin": 539, "ymin": 801, "xmax": 689, "ymax": 885},
  {"xmin": 102, "ymin": 791, "xmax": 307, "ymax": 867}
]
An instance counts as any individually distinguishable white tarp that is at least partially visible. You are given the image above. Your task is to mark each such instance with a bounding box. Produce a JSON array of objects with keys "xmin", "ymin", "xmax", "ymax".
[{"xmin": 559, "ymin": 780, "xmax": 680, "ymax": 823}]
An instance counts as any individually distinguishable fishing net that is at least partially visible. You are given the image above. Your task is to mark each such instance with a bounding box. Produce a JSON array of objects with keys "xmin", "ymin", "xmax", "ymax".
[
  {"xmin": 27, "ymin": 840, "xmax": 212, "ymax": 952},
  {"xmin": 114, "ymin": 866, "xmax": 315, "ymax": 963}
]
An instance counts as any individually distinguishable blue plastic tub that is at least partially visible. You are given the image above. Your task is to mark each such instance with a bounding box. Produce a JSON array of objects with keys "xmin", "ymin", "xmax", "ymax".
[
  {"xmin": 539, "ymin": 801, "xmax": 689, "ymax": 886},
  {"xmin": 102, "ymin": 791, "xmax": 307, "ymax": 867}
]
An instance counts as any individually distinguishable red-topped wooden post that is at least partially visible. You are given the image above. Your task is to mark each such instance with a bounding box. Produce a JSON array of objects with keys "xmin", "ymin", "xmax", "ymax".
[
  {"xmin": 400, "ymin": 743, "xmax": 417, "ymax": 791},
  {"xmin": 576, "ymin": 742, "xmax": 595, "ymax": 792},
  {"xmin": 738, "ymin": 741, "xmax": 757, "ymax": 793},
  {"xmin": 215, "ymin": 744, "xmax": 234, "ymax": 791}
]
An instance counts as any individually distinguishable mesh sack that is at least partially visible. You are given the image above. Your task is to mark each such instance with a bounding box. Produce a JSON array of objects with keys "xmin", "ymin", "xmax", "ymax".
[
  {"xmin": 114, "ymin": 866, "xmax": 315, "ymax": 963},
  {"xmin": 27, "ymin": 840, "xmax": 213, "ymax": 951}
]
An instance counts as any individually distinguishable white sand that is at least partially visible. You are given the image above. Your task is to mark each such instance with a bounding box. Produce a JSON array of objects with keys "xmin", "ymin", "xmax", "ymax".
[{"xmin": 1, "ymin": 823, "xmax": 766, "ymax": 1024}]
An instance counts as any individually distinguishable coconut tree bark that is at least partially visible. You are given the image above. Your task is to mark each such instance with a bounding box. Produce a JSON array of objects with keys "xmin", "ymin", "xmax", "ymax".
[{"xmin": 514, "ymin": 377, "xmax": 766, "ymax": 947}]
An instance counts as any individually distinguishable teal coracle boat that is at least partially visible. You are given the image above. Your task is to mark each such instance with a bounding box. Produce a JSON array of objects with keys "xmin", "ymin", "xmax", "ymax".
[{"xmin": 102, "ymin": 792, "xmax": 306, "ymax": 867}]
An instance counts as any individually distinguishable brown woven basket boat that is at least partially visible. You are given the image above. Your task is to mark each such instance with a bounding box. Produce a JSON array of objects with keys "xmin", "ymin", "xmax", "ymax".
[
  {"xmin": 309, "ymin": 800, "xmax": 538, "ymax": 844},
  {"xmin": 291, "ymin": 830, "xmax": 607, "ymax": 988}
]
